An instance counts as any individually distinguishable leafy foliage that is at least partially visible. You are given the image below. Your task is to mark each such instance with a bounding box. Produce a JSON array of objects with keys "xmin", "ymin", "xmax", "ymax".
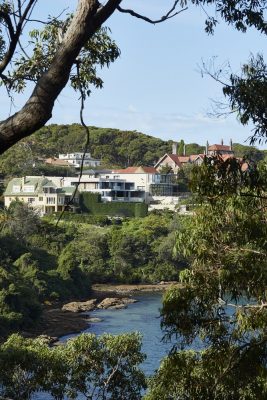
[
  {"xmin": 223, "ymin": 54, "xmax": 267, "ymax": 144},
  {"xmin": 5, "ymin": 20, "xmax": 120, "ymax": 96},
  {"xmin": 146, "ymin": 157, "xmax": 267, "ymax": 399},
  {"xmin": 0, "ymin": 332, "xmax": 146, "ymax": 400},
  {"xmin": 0, "ymin": 124, "xmax": 263, "ymax": 177}
]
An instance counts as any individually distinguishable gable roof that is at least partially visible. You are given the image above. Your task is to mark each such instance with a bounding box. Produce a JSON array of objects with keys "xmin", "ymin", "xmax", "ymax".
[
  {"xmin": 4, "ymin": 177, "xmax": 49, "ymax": 196},
  {"xmin": 189, "ymin": 154, "xmax": 205, "ymax": 161}
]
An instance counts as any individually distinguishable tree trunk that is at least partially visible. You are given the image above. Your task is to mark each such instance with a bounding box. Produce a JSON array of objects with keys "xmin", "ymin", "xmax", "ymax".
[{"xmin": 0, "ymin": 0, "xmax": 121, "ymax": 154}]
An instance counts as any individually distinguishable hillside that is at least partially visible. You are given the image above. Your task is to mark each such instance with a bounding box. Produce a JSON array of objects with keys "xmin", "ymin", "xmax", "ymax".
[{"xmin": 0, "ymin": 124, "xmax": 265, "ymax": 178}]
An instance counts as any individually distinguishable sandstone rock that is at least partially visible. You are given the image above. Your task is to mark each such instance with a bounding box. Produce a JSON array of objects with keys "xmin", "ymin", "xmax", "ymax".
[
  {"xmin": 62, "ymin": 299, "xmax": 97, "ymax": 313},
  {"xmin": 37, "ymin": 334, "xmax": 58, "ymax": 345},
  {"xmin": 87, "ymin": 317, "xmax": 102, "ymax": 323},
  {"xmin": 97, "ymin": 297, "xmax": 137, "ymax": 310}
]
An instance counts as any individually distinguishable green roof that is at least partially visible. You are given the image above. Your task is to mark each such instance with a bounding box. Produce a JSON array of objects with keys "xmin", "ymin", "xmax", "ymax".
[
  {"xmin": 4, "ymin": 177, "xmax": 48, "ymax": 196},
  {"xmin": 57, "ymin": 186, "xmax": 76, "ymax": 195},
  {"xmin": 42, "ymin": 180, "xmax": 57, "ymax": 188},
  {"xmin": 4, "ymin": 177, "xmax": 78, "ymax": 197}
]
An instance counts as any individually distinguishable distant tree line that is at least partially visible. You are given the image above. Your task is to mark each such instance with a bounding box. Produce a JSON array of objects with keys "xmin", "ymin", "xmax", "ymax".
[{"xmin": 1, "ymin": 124, "xmax": 264, "ymax": 178}]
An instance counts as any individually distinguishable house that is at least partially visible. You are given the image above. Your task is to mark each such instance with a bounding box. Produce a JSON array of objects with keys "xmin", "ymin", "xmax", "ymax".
[
  {"xmin": 155, "ymin": 139, "xmax": 234, "ymax": 172},
  {"xmin": 206, "ymin": 140, "xmax": 234, "ymax": 156},
  {"xmin": 65, "ymin": 166, "xmax": 161, "ymax": 203},
  {"xmin": 58, "ymin": 152, "xmax": 101, "ymax": 168},
  {"xmin": 154, "ymin": 154, "xmax": 183, "ymax": 173},
  {"xmin": 65, "ymin": 166, "xmax": 184, "ymax": 208},
  {"xmin": 4, "ymin": 176, "xmax": 79, "ymax": 215}
]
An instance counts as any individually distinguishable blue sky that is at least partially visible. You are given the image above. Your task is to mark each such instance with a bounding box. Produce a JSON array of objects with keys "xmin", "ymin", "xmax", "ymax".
[{"xmin": 0, "ymin": 1, "xmax": 266, "ymax": 148}]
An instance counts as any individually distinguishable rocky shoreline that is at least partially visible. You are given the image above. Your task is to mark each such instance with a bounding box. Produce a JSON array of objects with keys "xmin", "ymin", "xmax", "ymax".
[
  {"xmin": 23, "ymin": 282, "xmax": 179, "ymax": 343},
  {"xmin": 92, "ymin": 282, "xmax": 179, "ymax": 295}
]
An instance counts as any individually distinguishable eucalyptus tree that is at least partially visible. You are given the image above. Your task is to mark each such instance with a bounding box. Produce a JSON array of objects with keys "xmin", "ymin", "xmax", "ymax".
[
  {"xmin": 0, "ymin": 0, "xmax": 267, "ymax": 153},
  {"xmin": 146, "ymin": 157, "xmax": 267, "ymax": 400}
]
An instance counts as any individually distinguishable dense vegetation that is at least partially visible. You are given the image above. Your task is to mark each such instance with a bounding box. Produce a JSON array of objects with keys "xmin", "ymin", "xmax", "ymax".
[
  {"xmin": 2, "ymin": 156, "xmax": 267, "ymax": 399},
  {"xmin": 0, "ymin": 332, "xmax": 146, "ymax": 400},
  {"xmin": 0, "ymin": 202, "xmax": 185, "ymax": 339},
  {"xmin": 0, "ymin": 124, "xmax": 264, "ymax": 178},
  {"xmin": 146, "ymin": 157, "xmax": 267, "ymax": 399}
]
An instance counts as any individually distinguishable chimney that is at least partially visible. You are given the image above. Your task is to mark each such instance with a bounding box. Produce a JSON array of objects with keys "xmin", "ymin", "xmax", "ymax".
[
  {"xmin": 183, "ymin": 143, "xmax": 186, "ymax": 156},
  {"xmin": 172, "ymin": 142, "xmax": 178, "ymax": 155},
  {"xmin": 221, "ymin": 138, "xmax": 224, "ymax": 145},
  {"xmin": 206, "ymin": 141, "xmax": 209, "ymax": 155},
  {"xmin": 230, "ymin": 138, "xmax": 233, "ymax": 151}
]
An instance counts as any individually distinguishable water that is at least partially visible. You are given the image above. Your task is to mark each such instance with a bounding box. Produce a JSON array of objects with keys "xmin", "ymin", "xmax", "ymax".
[
  {"xmin": 63, "ymin": 292, "xmax": 171, "ymax": 375},
  {"xmin": 35, "ymin": 293, "xmax": 170, "ymax": 399}
]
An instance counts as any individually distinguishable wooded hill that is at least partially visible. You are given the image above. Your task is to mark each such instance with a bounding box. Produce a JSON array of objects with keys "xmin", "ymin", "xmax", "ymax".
[{"xmin": 0, "ymin": 124, "xmax": 265, "ymax": 177}]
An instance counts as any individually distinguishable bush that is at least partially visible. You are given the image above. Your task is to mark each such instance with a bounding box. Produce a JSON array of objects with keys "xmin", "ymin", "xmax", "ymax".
[{"xmin": 80, "ymin": 192, "xmax": 148, "ymax": 217}]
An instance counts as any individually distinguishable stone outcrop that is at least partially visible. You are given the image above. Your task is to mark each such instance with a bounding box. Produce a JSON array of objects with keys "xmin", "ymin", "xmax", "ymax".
[
  {"xmin": 97, "ymin": 297, "xmax": 137, "ymax": 310},
  {"xmin": 62, "ymin": 299, "xmax": 97, "ymax": 313}
]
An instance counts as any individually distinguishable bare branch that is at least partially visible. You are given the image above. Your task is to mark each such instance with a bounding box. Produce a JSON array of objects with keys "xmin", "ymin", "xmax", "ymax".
[
  {"xmin": 0, "ymin": 9, "xmax": 15, "ymax": 40},
  {"xmin": 117, "ymin": 1, "xmax": 188, "ymax": 24}
]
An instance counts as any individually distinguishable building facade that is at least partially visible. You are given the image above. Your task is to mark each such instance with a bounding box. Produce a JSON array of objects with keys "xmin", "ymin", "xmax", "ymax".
[
  {"xmin": 58, "ymin": 153, "xmax": 101, "ymax": 168},
  {"xmin": 4, "ymin": 176, "xmax": 79, "ymax": 215}
]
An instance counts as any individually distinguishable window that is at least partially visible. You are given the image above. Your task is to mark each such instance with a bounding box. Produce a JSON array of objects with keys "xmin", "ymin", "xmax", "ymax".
[
  {"xmin": 12, "ymin": 185, "xmax": 20, "ymax": 193},
  {"xmin": 46, "ymin": 197, "xmax": 55, "ymax": 205},
  {"xmin": 58, "ymin": 197, "xmax": 64, "ymax": 204},
  {"xmin": 28, "ymin": 198, "xmax": 35, "ymax": 203},
  {"xmin": 39, "ymin": 197, "xmax": 43, "ymax": 201},
  {"xmin": 24, "ymin": 185, "xmax": 34, "ymax": 192}
]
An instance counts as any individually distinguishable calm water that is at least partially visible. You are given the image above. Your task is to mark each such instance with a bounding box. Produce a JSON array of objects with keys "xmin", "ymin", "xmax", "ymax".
[
  {"xmin": 62, "ymin": 292, "xmax": 171, "ymax": 375},
  {"xmin": 35, "ymin": 293, "xmax": 170, "ymax": 399}
]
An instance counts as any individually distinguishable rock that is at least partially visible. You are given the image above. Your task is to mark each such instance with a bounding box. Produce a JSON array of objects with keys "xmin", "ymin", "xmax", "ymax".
[
  {"xmin": 37, "ymin": 334, "xmax": 58, "ymax": 345},
  {"xmin": 62, "ymin": 299, "xmax": 97, "ymax": 313},
  {"xmin": 97, "ymin": 297, "xmax": 137, "ymax": 310},
  {"xmin": 87, "ymin": 317, "xmax": 102, "ymax": 323}
]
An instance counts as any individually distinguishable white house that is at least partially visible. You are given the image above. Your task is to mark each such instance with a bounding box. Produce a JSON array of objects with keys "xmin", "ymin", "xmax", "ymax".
[
  {"xmin": 4, "ymin": 176, "xmax": 79, "ymax": 215},
  {"xmin": 64, "ymin": 166, "xmax": 184, "ymax": 207},
  {"xmin": 58, "ymin": 152, "xmax": 101, "ymax": 168}
]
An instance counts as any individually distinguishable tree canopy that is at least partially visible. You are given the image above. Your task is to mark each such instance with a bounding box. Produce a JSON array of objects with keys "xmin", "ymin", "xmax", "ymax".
[
  {"xmin": 0, "ymin": 0, "xmax": 267, "ymax": 153},
  {"xmin": 146, "ymin": 157, "xmax": 267, "ymax": 399}
]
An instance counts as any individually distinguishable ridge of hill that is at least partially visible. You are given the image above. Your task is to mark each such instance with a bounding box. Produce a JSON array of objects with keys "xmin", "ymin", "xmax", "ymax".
[{"xmin": 0, "ymin": 124, "xmax": 265, "ymax": 178}]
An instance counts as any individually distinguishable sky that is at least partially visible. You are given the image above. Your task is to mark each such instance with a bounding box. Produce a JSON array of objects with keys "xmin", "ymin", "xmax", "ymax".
[{"xmin": 0, "ymin": 0, "xmax": 266, "ymax": 148}]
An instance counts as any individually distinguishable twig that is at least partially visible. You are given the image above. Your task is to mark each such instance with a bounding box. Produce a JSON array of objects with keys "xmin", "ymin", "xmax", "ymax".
[
  {"xmin": 117, "ymin": 2, "xmax": 188, "ymax": 25},
  {"xmin": 56, "ymin": 60, "xmax": 90, "ymax": 226}
]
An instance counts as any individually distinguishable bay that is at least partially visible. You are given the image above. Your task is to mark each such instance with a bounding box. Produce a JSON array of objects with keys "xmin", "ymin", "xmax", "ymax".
[{"xmin": 86, "ymin": 292, "xmax": 171, "ymax": 375}]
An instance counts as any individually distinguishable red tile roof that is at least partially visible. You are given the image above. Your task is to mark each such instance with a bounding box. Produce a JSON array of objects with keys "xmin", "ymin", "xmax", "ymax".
[
  {"xmin": 189, "ymin": 154, "xmax": 205, "ymax": 161},
  {"xmin": 45, "ymin": 157, "xmax": 71, "ymax": 166},
  {"xmin": 167, "ymin": 154, "xmax": 182, "ymax": 167},
  {"xmin": 177, "ymin": 156, "xmax": 190, "ymax": 163},
  {"xmin": 140, "ymin": 166, "xmax": 158, "ymax": 173},
  {"xmin": 208, "ymin": 144, "xmax": 232, "ymax": 151},
  {"xmin": 113, "ymin": 166, "xmax": 158, "ymax": 174}
]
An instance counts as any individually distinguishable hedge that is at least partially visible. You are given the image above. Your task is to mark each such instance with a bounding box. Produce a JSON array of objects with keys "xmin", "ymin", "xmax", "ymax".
[{"xmin": 79, "ymin": 192, "xmax": 148, "ymax": 217}]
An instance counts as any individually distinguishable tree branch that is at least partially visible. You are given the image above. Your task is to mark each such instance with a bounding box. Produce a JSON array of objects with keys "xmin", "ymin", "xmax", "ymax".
[
  {"xmin": 0, "ymin": 0, "xmax": 37, "ymax": 74},
  {"xmin": 117, "ymin": 1, "xmax": 188, "ymax": 24},
  {"xmin": 0, "ymin": 0, "xmax": 122, "ymax": 154}
]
